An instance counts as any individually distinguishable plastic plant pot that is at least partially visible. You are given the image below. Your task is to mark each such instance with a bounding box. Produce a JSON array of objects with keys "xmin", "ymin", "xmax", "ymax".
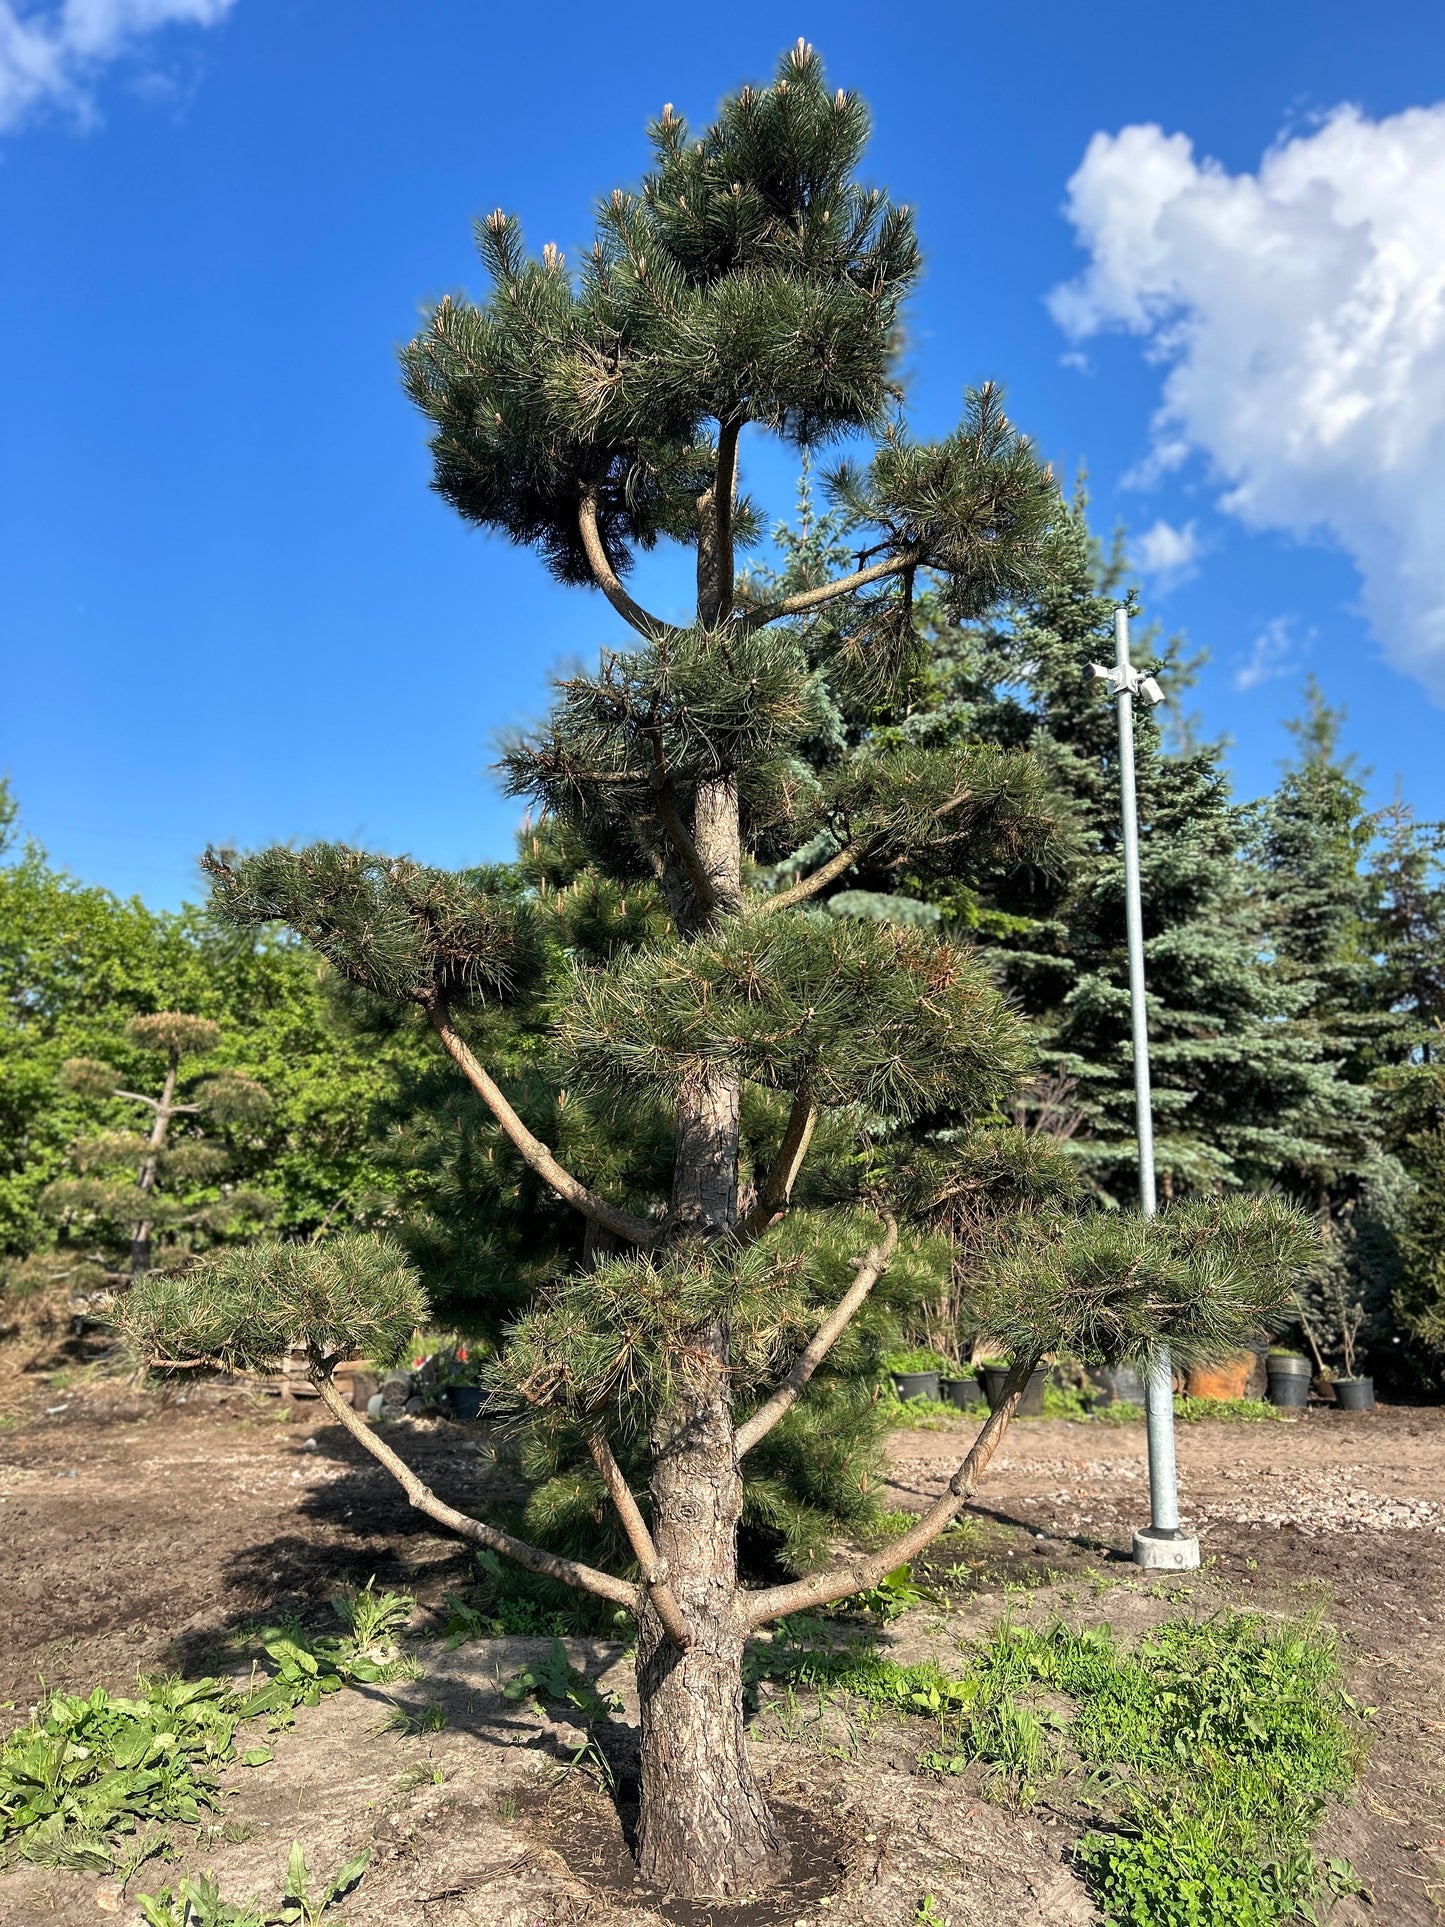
[
  {"xmin": 891, "ymin": 1371, "xmax": 940, "ymax": 1403},
  {"xmin": 1184, "ymin": 1352, "xmax": 1254, "ymax": 1401},
  {"xmin": 1088, "ymin": 1364, "xmax": 1146, "ymax": 1407},
  {"xmin": 981, "ymin": 1364, "xmax": 1048, "ymax": 1417},
  {"xmin": 939, "ymin": 1375, "xmax": 983, "ymax": 1410},
  {"xmin": 1333, "ymin": 1376, "xmax": 1375, "ymax": 1413},
  {"xmin": 1266, "ymin": 1354, "xmax": 1312, "ymax": 1408},
  {"xmin": 446, "ymin": 1385, "xmax": 485, "ymax": 1421}
]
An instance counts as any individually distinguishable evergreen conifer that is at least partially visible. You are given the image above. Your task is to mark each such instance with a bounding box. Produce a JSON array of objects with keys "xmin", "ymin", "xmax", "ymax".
[
  {"xmin": 128, "ymin": 48, "xmax": 1314, "ymax": 1896},
  {"xmin": 44, "ymin": 1014, "xmax": 274, "ymax": 1281}
]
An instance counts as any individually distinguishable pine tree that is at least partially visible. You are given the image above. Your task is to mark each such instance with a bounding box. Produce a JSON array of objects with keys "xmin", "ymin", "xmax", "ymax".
[
  {"xmin": 1368, "ymin": 802, "xmax": 1445, "ymax": 1375},
  {"xmin": 45, "ymin": 1014, "xmax": 274, "ymax": 1280},
  {"xmin": 127, "ymin": 47, "xmax": 1314, "ymax": 1898}
]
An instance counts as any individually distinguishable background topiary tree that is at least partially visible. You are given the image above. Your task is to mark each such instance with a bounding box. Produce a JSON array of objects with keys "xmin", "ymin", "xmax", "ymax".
[
  {"xmin": 128, "ymin": 45, "xmax": 1316, "ymax": 1900},
  {"xmin": 47, "ymin": 1013, "xmax": 274, "ymax": 1280}
]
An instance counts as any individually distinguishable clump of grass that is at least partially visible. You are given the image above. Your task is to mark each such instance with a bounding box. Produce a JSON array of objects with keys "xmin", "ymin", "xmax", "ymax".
[{"xmin": 756, "ymin": 1611, "xmax": 1368, "ymax": 1923}]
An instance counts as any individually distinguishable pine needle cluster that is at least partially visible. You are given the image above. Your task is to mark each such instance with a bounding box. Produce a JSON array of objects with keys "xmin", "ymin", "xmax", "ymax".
[
  {"xmin": 560, "ymin": 915, "xmax": 1030, "ymax": 1118},
  {"xmin": 123, "ymin": 1233, "xmax": 427, "ymax": 1374},
  {"xmin": 974, "ymin": 1195, "xmax": 1319, "ymax": 1368}
]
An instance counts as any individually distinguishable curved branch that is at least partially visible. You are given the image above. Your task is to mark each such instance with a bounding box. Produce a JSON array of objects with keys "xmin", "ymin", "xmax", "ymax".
[
  {"xmin": 582, "ymin": 1426, "xmax": 693, "ymax": 1651},
  {"xmin": 311, "ymin": 1374, "xmax": 639, "ymax": 1612},
  {"xmin": 426, "ymin": 1004, "xmax": 656, "ymax": 1248},
  {"xmin": 742, "ymin": 1351, "xmax": 1037, "ymax": 1626},
  {"xmin": 735, "ymin": 1090, "xmax": 817, "ymax": 1243},
  {"xmin": 739, "ymin": 550, "xmax": 918, "ymax": 635},
  {"xmin": 757, "ymin": 842, "xmax": 868, "ymax": 916},
  {"xmin": 735, "ymin": 1217, "xmax": 897, "ymax": 1457},
  {"xmin": 578, "ymin": 489, "xmax": 676, "ymax": 643}
]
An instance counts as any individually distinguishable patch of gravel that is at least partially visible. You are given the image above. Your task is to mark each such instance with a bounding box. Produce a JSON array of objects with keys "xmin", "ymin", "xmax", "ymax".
[{"xmin": 1197, "ymin": 1464, "xmax": 1443, "ymax": 1535}]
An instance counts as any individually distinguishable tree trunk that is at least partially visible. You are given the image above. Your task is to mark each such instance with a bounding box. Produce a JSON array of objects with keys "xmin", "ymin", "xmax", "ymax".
[
  {"xmin": 635, "ymin": 1373, "xmax": 784, "ymax": 1897},
  {"xmin": 130, "ymin": 1053, "xmax": 178, "ymax": 1279}
]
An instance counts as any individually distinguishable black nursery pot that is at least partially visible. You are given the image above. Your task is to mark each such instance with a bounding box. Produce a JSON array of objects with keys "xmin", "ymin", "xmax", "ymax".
[
  {"xmin": 1088, "ymin": 1364, "xmax": 1146, "ymax": 1407},
  {"xmin": 1333, "ymin": 1375, "xmax": 1375, "ymax": 1413},
  {"xmin": 891, "ymin": 1371, "xmax": 940, "ymax": 1402},
  {"xmin": 1266, "ymin": 1355, "xmax": 1312, "ymax": 1408},
  {"xmin": 981, "ymin": 1364, "xmax": 1048, "ymax": 1417},
  {"xmin": 447, "ymin": 1385, "xmax": 485, "ymax": 1421},
  {"xmin": 939, "ymin": 1375, "xmax": 983, "ymax": 1410}
]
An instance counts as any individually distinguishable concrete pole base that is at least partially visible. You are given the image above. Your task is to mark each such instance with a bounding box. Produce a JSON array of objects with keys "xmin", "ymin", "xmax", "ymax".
[{"xmin": 1132, "ymin": 1525, "xmax": 1201, "ymax": 1571}]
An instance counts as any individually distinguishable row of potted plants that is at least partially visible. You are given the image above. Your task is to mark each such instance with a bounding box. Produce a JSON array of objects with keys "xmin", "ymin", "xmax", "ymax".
[{"xmin": 884, "ymin": 1349, "xmax": 1376, "ymax": 1415}]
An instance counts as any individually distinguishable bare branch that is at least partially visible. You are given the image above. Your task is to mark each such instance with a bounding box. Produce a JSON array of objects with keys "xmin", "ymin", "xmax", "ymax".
[
  {"xmin": 426, "ymin": 1004, "xmax": 656, "ymax": 1248},
  {"xmin": 742, "ymin": 1352, "xmax": 1038, "ymax": 1626},
  {"xmin": 735, "ymin": 1216, "xmax": 897, "ymax": 1457},
  {"xmin": 583, "ymin": 1425, "xmax": 693, "ymax": 1650},
  {"xmin": 757, "ymin": 842, "xmax": 867, "ymax": 916},
  {"xmin": 578, "ymin": 489, "xmax": 676, "ymax": 643},
  {"xmin": 735, "ymin": 1091, "xmax": 818, "ymax": 1242},
  {"xmin": 738, "ymin": 549, "xmax": 918, "ymax": 635},
  {"xmin": 311, "ymin": 1374, "xmax": 639, "ymax": 1611},
  {"xmin": 114, "ymin": 1093, "xmax": 201, "ymax": 1115}
]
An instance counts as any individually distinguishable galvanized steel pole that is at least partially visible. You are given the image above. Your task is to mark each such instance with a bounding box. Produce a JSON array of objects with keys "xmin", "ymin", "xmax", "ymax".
[{"xmin": 1110, "ymin": 606, "xmax": 1199, "ymax": 1570}]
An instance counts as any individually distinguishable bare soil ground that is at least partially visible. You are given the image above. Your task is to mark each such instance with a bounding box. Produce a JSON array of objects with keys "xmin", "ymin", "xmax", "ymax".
[{"xmin": 1, "ymin": 1373, "xmax": 1442, "ymax": 1925}]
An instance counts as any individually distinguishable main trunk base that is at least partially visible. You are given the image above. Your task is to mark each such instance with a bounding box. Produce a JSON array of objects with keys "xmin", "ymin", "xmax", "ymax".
[{"xmin": 635, "ymin": 1634, "xmax": 786, "ymax": 1899}]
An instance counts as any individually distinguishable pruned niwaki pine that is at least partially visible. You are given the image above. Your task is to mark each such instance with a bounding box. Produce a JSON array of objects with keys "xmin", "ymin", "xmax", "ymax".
[{"xmin": 125, "ymin": 43, "xmax": 1318, "ymax": 1902}]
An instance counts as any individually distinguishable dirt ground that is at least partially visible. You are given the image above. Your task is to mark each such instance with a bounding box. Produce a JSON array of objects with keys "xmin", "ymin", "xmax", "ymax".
[{"xmin": 2, "ymin": 1375, "xmax": 1443, "ymax": 1926}]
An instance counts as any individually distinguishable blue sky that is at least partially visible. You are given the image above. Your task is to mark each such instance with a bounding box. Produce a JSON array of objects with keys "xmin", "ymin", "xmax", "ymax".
[{"xmin": 5, "ymin": 0, "xmax": 1445, "ymax": 906}]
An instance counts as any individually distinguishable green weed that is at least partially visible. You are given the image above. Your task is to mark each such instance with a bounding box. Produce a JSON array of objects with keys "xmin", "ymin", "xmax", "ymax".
[
  {"xmin": 0, "ymin": 1585, "xmax": 415, "ymax": 1873},
  {"xmin": 137, "ymin": 1871, "xmax": 267, "ymax": 1927},
  {"xmin": 137, "ymin": 1840, "xmax": 369, "ymax": 1927},
  {"xmin": 441, "ymin": 1548, "xmax": 624, "ymax": 1643},
  {"xmin": 1172, "ymin": 1396, "xmax": 1286, "ymax": 1424},
  {"xmin": 504, "ymin": 1639, "xmax": 623, "ymax": 1787},
  {"xmin": 757, "ymin": 1611, "xmax": 1368, "ymax": 1924}
]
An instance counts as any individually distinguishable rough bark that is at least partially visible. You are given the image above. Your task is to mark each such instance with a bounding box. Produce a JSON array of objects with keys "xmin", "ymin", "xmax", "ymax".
[
  {"xmin": 635, "ymin": 717, "xmax": 785, "ymax": 1894},
  {"xmin": 634, "ymin": 1367, "xmax": 784, "ymax": 1897}
]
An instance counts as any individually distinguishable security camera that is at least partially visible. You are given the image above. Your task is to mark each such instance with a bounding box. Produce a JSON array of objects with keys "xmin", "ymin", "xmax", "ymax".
[
  {"xmin": 1083, "ymin": 663, "xmax": 1114, "ymax": 685},
  {"xmin": 1138, "ymin": 675, "xmax": 1165, "ymax": 706}
]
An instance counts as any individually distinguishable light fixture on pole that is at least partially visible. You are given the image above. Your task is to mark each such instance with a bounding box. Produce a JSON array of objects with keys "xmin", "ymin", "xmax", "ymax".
[{"xmin": 1085, "ymin": 606, "xmax": 1200, "ymax": 1572}]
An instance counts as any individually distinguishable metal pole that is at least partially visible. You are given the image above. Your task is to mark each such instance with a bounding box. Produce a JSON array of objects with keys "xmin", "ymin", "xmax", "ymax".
[{"xmin": 1113, "ymin": 607, "xmax": 1198, "ymax": 1570}]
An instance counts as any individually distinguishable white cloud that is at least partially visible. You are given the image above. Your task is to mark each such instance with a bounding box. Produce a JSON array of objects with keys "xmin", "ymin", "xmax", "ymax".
[
  {"xmin": 1233, "ymin": 615, "xmax": 1312, "ymax": 693},
  {"xmin": 1050, "ymin": 104, "xmax": 1445, "ymax": 700},
  {"xmin": 0, "ymin": 0, "xmax": 234, "ymax": 131},
  {"xmin": 1133, "ymin": 517, "xmax": 1202, "ymax": 588}
]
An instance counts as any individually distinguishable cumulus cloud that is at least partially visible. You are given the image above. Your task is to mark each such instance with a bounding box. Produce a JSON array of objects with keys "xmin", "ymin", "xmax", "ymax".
[
  {"xmin": 0, "ymin": 0, "xmax": 235, "ymax": 131},
  {"xmin": 1050, "ymin": 104, "xmax": 1445, "ymax": 699},
  {"xmin": 1232, "ymin": 615, "xmax": 1312, "ymax": 693},
  {"xmin": 1132, "ymin": 517, "xmax": 1202, "ymax": 588}
]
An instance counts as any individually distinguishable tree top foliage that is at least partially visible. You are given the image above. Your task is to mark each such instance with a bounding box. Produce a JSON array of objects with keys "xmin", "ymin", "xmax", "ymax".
[{"xmin": 399, "ymin": 40, "xmax": 1053, "ymax": 608}]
